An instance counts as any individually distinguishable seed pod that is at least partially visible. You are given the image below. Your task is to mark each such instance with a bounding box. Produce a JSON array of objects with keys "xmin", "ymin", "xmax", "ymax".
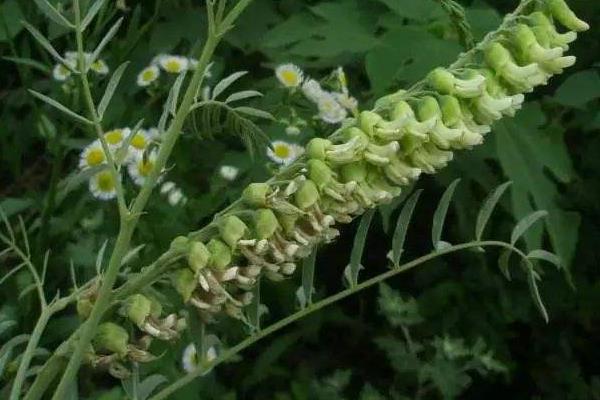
[
  {"xmin": 188, "ymin": 241, "xmax": 210, "ymax": 273},
  {"xmin": 219, "ymin": 215, "xmax": 248, "ymax": 248},
  {"xmin": 171, "ymin": 268, "xmax": 197, "ymax": 302},
  {"xmin": 294, "ymin": 179, "xmax": 320, "ymax": 210},
  {"xmin": 255, "ymin": 208, "xmax": 280, "ymax": 239},
  {"xmin": 242, "ymin": 183, "xmax": 270, "ymax": 207},
  {"xmin": 94, "ymin": 322, "xmax": 129, "ymax": 357},
  {"xmin": 547, "ymin": 0, "xmax": 589, "ymax": 32},
  {"xmin": 123, "ymin": 294, "xmax": 152, "ymax": 327},
  {"xmin": 207, "ymin": 238, "xmax": 232, "ymax": 270}
]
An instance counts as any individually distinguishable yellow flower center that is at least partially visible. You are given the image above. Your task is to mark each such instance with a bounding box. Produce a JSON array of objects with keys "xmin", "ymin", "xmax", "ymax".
[
  {"xmin": 91, "ymin": 61, "xmax": 103, "ymax": 71},
  {"xmin": 142, "ymin": 69, "xmax": 156, "ymax": 81},
  {"xmin": 164, "ymin": 60, "xmax": 182, "ymax": 73},
  {"xmin": 138, "ymin": 159, "xmax": 154, "ymax": 177},
  {"xmin": 97, "ymin": 171, "xmax": 115, "ymax": 192},
  {"xmin": 281, "ymin": 70, "xmax": 299, "ymax": 86},
  {"xmin": 86, "ymin": 148, "xmax": 105, "ymax": 166},
  {"xmin": 273, "ymin": 144, "xmax": 291, "ymax": 158},
  {"xmin": 131, "ymin": 133, "xmax": 147, "ymax": 150},
  {"xmin": 105, "ymin": 130, "xmax": 123, "ymax": 145}
]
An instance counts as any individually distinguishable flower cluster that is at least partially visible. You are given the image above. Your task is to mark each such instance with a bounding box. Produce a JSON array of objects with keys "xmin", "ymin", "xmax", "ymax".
[
  {"xmin": 275, "ymin": 64, "xmax": 358, "ymax": 124},
  {"xmin": 52, "ymin": 51, "xmax": 109, "ymax": 81},
  {"xmin": 136, "ymin": 54, "xmax": 212, "ymax": 87},
  {"xmin": 78, "ymin": 127, "xmax": 160, "ymax": 200},
  {"xmin": 92, "ymin": 0, "xmax": 587, "ymax": 373}
]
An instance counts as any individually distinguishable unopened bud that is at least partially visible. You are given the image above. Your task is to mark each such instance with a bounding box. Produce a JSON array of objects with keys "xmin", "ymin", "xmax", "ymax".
[
  {"xmin": 94, "ymin": 322, "xmax": 129, "ymax": 357},
  {"xmin": 123, "ymin": 294, "xmax": 152, "ymax": 327},
  {"xmin": 306, "ymin": 138, "xmax": 330, "ymax": 160},
  {"xmin": 77, "ymin": 298, "xmax": 93, "ymax": 319},
  {"xmin": 219, "ymin": 215, "xmax": 248, "ymax": 248},
  {"xmin": 255, "ymin": 208, "xmax": 280, "ymax": 239},
  {"xmin": 242, "ymin": 183, "xmax": 270, "ymax": 207},
  {"xmin": 547, "ymin": 0, "xmax": 589, "ymax": 32},
  {"xmin": 188, "ymin": 241, "xmax": 210, "ymax": 272},
  {"xmin": 171, "ymin": 268, "xmax": 197, "ymax": 302},
  {"xmin": 294, "ymin": 179, "xmax": 320, "ymax": 209},
  {"xmin": 207, "ymin": 238, "xmax": 232, "ymax": 270},
  {"xmin": 170, "ymin": 236, "xmax": 190, "ymax": 253}
]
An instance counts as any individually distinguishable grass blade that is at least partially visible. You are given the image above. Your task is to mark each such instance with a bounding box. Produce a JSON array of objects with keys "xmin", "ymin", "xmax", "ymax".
[
  {"xmin": 33, "ymin": 0, "xmax": 74, "ymax": 28},
  {"xmin": 390, "ymin": 189, "xmax": 422, "ymax": 267},
  {"xmin": 29, "ymin": 90, "xmax": 92, "ymax": 125},
  {"xmin": 301, "ymin": 249, "xmax": 317, "ymax": 307},
  {"xmin": 431, "ymin": 179, "xmax": 460, "ymax": 250},
  {"xmin": 475, "ymin": 181, "xmax": 512, "ymax": 240},
  {"xmin": 510, "ymin": 210, "xmax": 548, "ymax": 245},
  {"xmin": 348, "ymin": 208, "xmax": 375, "ymax": 286},
  {"xmin": 98, "ymin": 61, "xmax": 129, "ymax": 119}
]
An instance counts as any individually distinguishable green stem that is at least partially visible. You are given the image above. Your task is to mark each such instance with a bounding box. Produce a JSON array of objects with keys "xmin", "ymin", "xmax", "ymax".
[{"xmin": 149, "ymin": 240, "xmax": 522, "ymax": 400}]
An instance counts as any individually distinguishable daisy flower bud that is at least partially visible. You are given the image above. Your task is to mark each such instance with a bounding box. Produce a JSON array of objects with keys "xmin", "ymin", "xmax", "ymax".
[
  {"xmin": 243, "ymin": 183, "xmax": 271, "ymax": 207},
  {"xmin": 89, "ymin": 170, "xmax": 118, "ymax": 200},
  {"xmin": 275, "ymin": 63, "xmax": 304, "ymax": 88},
  {"xmin": 122, "ymin": 294, "xmax": 152, "ymax": 327},
  {"xmin": 219, "ymin": 216, "xmax": 248, "ymax": 248},
  {"xmin": 90, "ymin": 59, "xmax": 109, "ymax": 75},
  {"xmin": 137, "ymin": 65, "xmax": 160, "ymax": 87},
  {"xmin": 294, "ymin": 180, "xmax": 320, "ymax": 210},
  {"xmin": 188, "ymin": 241, "xmax": 210, "ymax": 273},
  {"xmin": 219, "ymin": 165, "xmax": 239, "ymax": 181},
  {"xmin": 94, "ymin": 322, "xmax": 129, "ymax": 357},
  {"xmin": 207, "ymin": 239, "xmax": 232, "ymax": 270},
  {"xmin": 427, "ymin": 68, "xmax": 486, "ymax": 98},
  {"xmin": 255, "ymin": 209, "xmax": 280, "ymax": 239},
  {"xmin": 79, "ymin": 140, "xmax": 106, "ymax": 169},
  {"xmin": 171, "ymin": 268, "xmax": 197, "ymax": 302},
  {"xmin": 546, "ymin": 0, "xmax": 589, "ymax": 32},
  {"xmin": 158, "ymin": 55, "xmax": 189, "ymax": 74}
]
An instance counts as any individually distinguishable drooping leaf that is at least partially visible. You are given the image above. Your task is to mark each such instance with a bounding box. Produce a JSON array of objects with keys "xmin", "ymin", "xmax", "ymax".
[
  {"xmin": 29, "ymin": 90, "xmax": 92, "ymax": 125},
  {"xmin": 475, "ymin": 181, "xmax": 512, "ymax": 241},
  {"xmin": 527, "ymin": 249, "xmax": 563, "ymax": 271},
  {"xmin": 348, "ymin": 208, "xmax": 375, "ymax": 286},
  {"xmin": 431, "ymin": 179, "xmax": 460, "ymax": 251},
  {"xmin": 390, "ymin": 189, "xmax": 422, "ymax": 266}
]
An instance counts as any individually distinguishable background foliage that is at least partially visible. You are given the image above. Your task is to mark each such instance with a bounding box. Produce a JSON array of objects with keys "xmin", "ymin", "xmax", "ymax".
[{"xmin": 1, "ymin": 0, "xmax": 599, "ymax": 398}]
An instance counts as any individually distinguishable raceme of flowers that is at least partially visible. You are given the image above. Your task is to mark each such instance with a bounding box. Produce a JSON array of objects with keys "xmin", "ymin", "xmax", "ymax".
[
  {"xmin": 136, "ymin": 54, "xmax": 212, "ymax": 87},
  {"xmin": 276, "ymin": 64, "xmax": 359, "ymax": 124},
  {"xmin": 86, "ymin": 0, "xmax": 588, "ymax": 377},
  {"xmin": 53, "ymin": 51, "xmax": 109, "ymax": 81}
]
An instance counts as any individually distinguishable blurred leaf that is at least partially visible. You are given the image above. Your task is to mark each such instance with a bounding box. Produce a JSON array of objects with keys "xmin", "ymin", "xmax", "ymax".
[
  {"xmin": 0, "ymin": 0, "xmax": 24, "ymax": 41},
  {"xmin": 377, "ymin": 0, "xmax": 442, "ymax": 20},
  {"xmin": 390, "ymin": 189, "xmax": 422, "ymax": 266},
  {"xmin": 348, "ymin": 208, "xmax": 375, "ymax": 286},
  {"xmin": 0, "ymin": 198, "xmax": 33, "ymax": 218},
  {"xmin": 432, "ymin": 179, "xmax": 460, "ymax": 251},
  {"xmin": 475, "ymin": 181, "xmax": 512, "ymax": 241},
  {"xmin": 554, "ymin": 70, "xmax": 600, "ymax": 109},
  {"xmin": 378, "ymin": 283, "xmax": 423, "ymax": 327},
  {"xmin": 32, "ymin": 0, "xmax": 74, "ymax": 29}
]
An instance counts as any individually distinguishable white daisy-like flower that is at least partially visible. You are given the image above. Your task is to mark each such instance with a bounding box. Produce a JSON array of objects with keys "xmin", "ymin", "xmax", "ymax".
[
  {"xmin": 267, "ymin": 140, "xmax": 301, "ymax": 165},
  {"xmin": 146, "ymin": 127, "xmax": 160, "ymax": 139},
  {"xmin": 187, "ymin": 59, "xmax": 213, "ymax": 78},
  {"xmin": 301, "ymin": 78, "xmax": 326, "ymax": 103},
  {"xmin": 158, "ymin": 55, "xmax": 189, "ymax": 74},
  {"xmin": 127, "ymin": 150, "xmax": 159, "ymax": 186},
  {"xmin": 317, "ymin": 93, "xmax": 348, "ymax": 124},
  {"xmin": 89, "ymin": 169, "xmax": 118, "ymax": 200},
  {"xmin": 219, "ymin": 165, "xmax": 239, "ymax": 181},
  {"xmin": 182, "ymin": 343, "xmax": 198, "ymax": 373},
  {"xmin": 333, "ymin": 91, "xmax": 359, "ymax": 112},
  {"xmin": 79, "ymin": 140, "xmax": 106, "ymax": 169},
  {"xmin": 52, "ymin": 63, "xmax": 71, "ymax": 81},
  {"xmin": 168, "ymin": 188, "xmax": 186, "ymax": 206},
  {"xmin": 160, "ymin": 181, "xmax": 176, "ymax": 195},
  {"xmin": 285, "ymin": 126, "xmax": 301, "ymax": 136},
  {"xmin": 275, "ymin": 63, "xmax": 304, "ymax": 88},
  {"xmin": 137, "ymin": 65, "xmax": 160, "ymax": 87},
  {"xmin": 104, "ymin": 128, "xmax": 130, "ymax": 151},
  {"xmin": 90, "ymin": 59, "xmax": 109, "ymax": 75},
  {"xmin": 129, "ymin": 129, "xmax": 151, "ymax": 152}
]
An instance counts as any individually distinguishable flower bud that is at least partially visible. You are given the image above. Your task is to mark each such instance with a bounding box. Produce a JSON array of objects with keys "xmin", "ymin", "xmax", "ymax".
[
  {"xmin": 94, "ymin": 322, "xmax": 129, "ymax": 357},
  {"xmin": 547, "ymin": 0, "xmax": 589, "ymax": 32},
  {"xmin": 77, "ymin": 298, "xmax": 93, "ymax": 319},
  {"xmin": 484, "ymin": 42, "xmax": 547, "ymax": 91},
  {"xmin": 123, "ymin": 294, "xmax": 152, "ymax": 327},
  {"xmin": 219, "ymin": 215, "xmax": 248, "ymax": 248},
  {"xmin": 427, "ymin": 68, "xmax": 485, "ymax": 98},
  {"xmin": 358, "ymin": 111, "xmax": 383, "ymax": 137},
  {"xmin": 306, "ymin": 138, "xmax": 330, "ymax": 160},
  {"xmin": 279, "ymin": 213, "xmax": 299, "ymax": 236},
  {"xmin": 295, "ymin": 179, "xmax": 320, "ymax": 210},
  {"xmin": 417, "ymin": 97, "xmax": 462, "ymax": 149},
  {"xmin": 171, "ymin": 268, "xmax": 197, "ymax": 302},
  {"xmin": 528, "ymin": 12, "xmax": 577, "ymax": 50},
  {"xmin": 255, "ymin": 208, "xmax": 280, "ymax": 239},
  {"xmin": 150, "ymin": 297, "xmax": 163, "ymax": 318},
  {"xmin": 511, "ymin": 24, "xmax": 563, "ymax": 63},
  {"xmin": 170, "ymin": 236, "xmax": 190, "ymax": 253},
  {"xmin": 207, "ymin": 238, "xmax": 232, "ymax": 270},
  {"xmin": 188, "ymin": 241, "xmax": 210, "ymax": 272},
  {"xmin": 242, "ymin": 183, "xmax": 270, "ymax": 207}
]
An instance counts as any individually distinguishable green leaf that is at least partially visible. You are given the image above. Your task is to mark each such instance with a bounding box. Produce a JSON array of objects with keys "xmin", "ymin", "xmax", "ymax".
[
  {"xmin": 234, "ymin": 106, "xmax": 274, "ymax": 120},
  {"xmin": 0, "ymin": 198, "xmax": 33, "ymax": 218},
  {"xmin": 89, "ymin": 17, "xmax": 123, "ymax": 69},
  {"xmin": 390, "ymin": 189, "xmax": 422, "ymax": 266},
  {"xmin": 510, "ymin": 210, "xmax": 548, "ymax": 246},
  {"xmin": 301, "ymin": 249, "xmax": 317, "ymax": 307},
  {"xmin": 33, "ymin": 0, "xmax": 74, "ymax": 29},
  {"xmin": 169, "ymin": 70, "xmax": 187, "ymax": 116},
  {"xmin": 527, "ymin": 249, "xmax": 563, "ymax": 271},
  {"xmin": 498, "ymin": 249, "xmax": 512, "ymax": 280},
  {"xmin": 524, "ymin": 260, "xmax": 549, "ymax": 322},
  {"xmin": 475, "ymin": 181, "xmax": 512, "ymax": 241},
  {"xmin": 137, "ymin": 375, "xmax": 168, "ymax": 400},
  {"xmin": 3, "ymin": 56, "xmax": 50, "ymax": 74},
  {"xmin": 22, "ymin": 21, "xmax": 69, "ymax": 67},
  {"xmin": 432, "ymin": 179, "xmax": 460, "ymax": 251},
  {"xmin": 225, "ymin": 90, "xmax": 262, "ymax": 104},
  {"xmin": 554, "ymin": 70, "xmax": 600, "ymax": 109},
  {"xmin": 377, "ymin": 0, "xmax": 442, "ymax": 20},
  {"xmin": 0, "ymin": 0, "xmax": 24, "ymax": 41},
  {"xmin": 378, "ymin": 283, "xmax": 423, "ymax": 326},
  {"xmin": 98, "ymin": 62, "xmax": 129, "ymax": 119},
  {"xmin": 81, "ymin": 0, "xmax": 108, "ymax": 31},
  {"xmin": 212, "ymin": 71, "xmax": 248, "ymax": 100},
  {"xmin": 348, "ymin": 208, "xmax": 375, "ymax": 286},
  {"xmin": 29, "ymin": 90, "xmax": 92, "ymax": 125}
]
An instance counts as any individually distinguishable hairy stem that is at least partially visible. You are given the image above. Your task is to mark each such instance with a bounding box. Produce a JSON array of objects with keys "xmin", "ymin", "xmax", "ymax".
[{"xmin": 150, "ymin": 240, "xmax": 523, "ymax": 399}]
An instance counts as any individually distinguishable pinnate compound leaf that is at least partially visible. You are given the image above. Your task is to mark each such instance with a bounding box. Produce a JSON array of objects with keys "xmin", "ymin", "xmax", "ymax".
[
  {"xmin": 389, "ymin": 189, "xmax": 422, "ymax": 266},
  {"xmin": 432, "ymin": 179, "xmax": 460, "ymax": 251},
  {"xmin": 511, "ymin": 210, "xmax": 548, "ymax": 246},
  {"xmin": 475, "ymin": 181, "xmax": 512, "ymax": 241}
]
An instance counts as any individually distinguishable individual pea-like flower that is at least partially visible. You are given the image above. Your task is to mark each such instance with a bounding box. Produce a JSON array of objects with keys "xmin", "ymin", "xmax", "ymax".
[
  {"xmin": 427, "ymin": 68, "xmax": 486, "ymax": 98},
  {"xmin": 219, "ymin": 165, "xmax": 239, "ymax": 181},
  {"xmin": 79, "ymin": 140, "xmax": 106, "ymax": 169},
  {"xmin": 104, "ymin": 128, "xmax": 131, "ymax": 151},
  {"xmin": 267, "ymin": 140, "xmax": 302, "ymax": 165},
  {"xmin": 137, "ymin": 65, "xmax": 160, "ymax": 87},
  {"xmin": 158, "ymin": 54, "xmax": 189, "ymax": 74},
  {"xmin": 546, "ymin": 0, "xmax": 590, "ymax": 32},
  {"xmin": 416, "ymin": 96, "xmax": 463, "ymax": 149},
  {"xmin": 127, "ymin": 150, "xmax": 159, "ymax": 186},
  {"xmin": 484, "ymin": 42, "xmax": 548, "ymax": 92},
  {"xmin": 317, "ymin": 93, "xmax": 348, "ymax": 124},
  {"xmin": 275, "ymin": 63, "xmax": 304, "ymax": 88},
  {"xmin": 89, "ymin": 169, "xmax": 119, "ymax": 200},
  {"xmin": 52, "ymin": 63, "xmax": 72, "ymax": 81}
]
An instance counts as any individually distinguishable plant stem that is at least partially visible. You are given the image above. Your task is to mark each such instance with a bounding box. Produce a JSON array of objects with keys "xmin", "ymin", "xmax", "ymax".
[{"xmin": 149, "ymin": 240, "xmax": 523, "ymax": 400}]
